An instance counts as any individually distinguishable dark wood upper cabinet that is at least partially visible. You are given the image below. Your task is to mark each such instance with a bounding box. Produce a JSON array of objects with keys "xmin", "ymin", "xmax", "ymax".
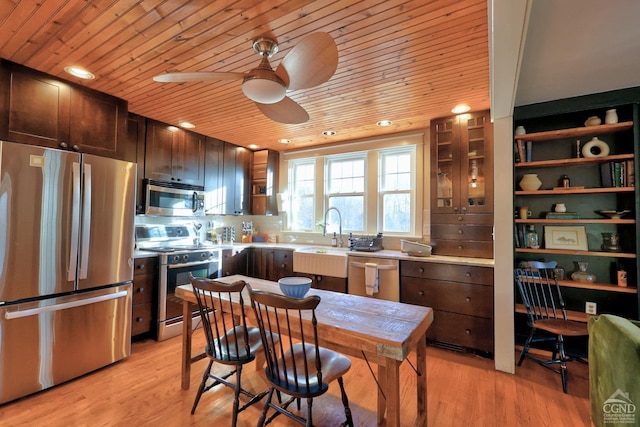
[
  {"xmin": 0, "ymin": 61, "xmax": 128, "ymax": 159},
  {"xmin": 222, "ymin": 142, "xmax": 251, "ymax": 215},
  {"xmin": 144, "ymin": 119, "xmax": 205, "ymax": 186},
  {"xmin": 252, "ymin": 149, "xmax": 279, "ymax": 215},
  {"xmin": 204, "ymin": 137, "xmax": 225, "ymax": 214}
]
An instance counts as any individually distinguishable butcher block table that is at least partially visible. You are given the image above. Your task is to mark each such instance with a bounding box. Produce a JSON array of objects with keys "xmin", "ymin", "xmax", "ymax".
[{"xmin": 175, "ymin": 274, "xmax": 433, "ymax": 427}]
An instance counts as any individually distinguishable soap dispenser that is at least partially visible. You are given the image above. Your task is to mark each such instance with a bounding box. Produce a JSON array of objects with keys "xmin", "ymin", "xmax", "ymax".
[{"xmin": 331, "ymin": 232, "xmax": 337, "ymax": 247}]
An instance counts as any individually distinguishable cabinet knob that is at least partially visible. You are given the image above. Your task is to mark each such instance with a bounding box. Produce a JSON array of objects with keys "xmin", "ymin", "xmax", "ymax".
[
  {"xmin": 59, "ymin": 142, "xmax": 68, "ymax": 148},
  {"xmin": 136, "ymin": 317, "xmax": 144, "ymax": 323},
  {"xmin": 72, "ymin": 145, "xmax": 80, "ymax": 151},
  {"xmin": 453, "ymin": 207, "xmax": 459, "ymax": 212},
  {"xmin": 418, "ymin": 290, "xmax": 424, "ymax": 296},
  {"xmin": 137, "ymin": 287, "xmax": 144, "ymax": 293},
  {"xmin": 461, "ymin": 207, "xmax": 467, "ymax": 213},
  {"xmin": 465, "ymin": 329, "xmax": 471, "ymax": 335},
  {"xmin": 316, "ymin": 276, "xmax": 322, "ymax": 282},
  {"xmin": 457, "ymin": 216, "xmax": 463, "ymax": 222},
  {"xmin": 137, "ymin": 264, "xmax": 145, "ymax": 269},
  {"xmin": 281, "ymin": 263, "xmax": 286, "ymax": 268},
  {"xmin": 458, "ymin": 229, "xmax": 463, "ymax": 234},
  {"xmin": 465, "ymin": 272, "xmax": 471, "ymax": 277},
  {"xmin": 457, "ymin": 245, "xmax": 463, "ymax": 249},
  {"xmin": 466, "ymin": 297, "xmax": 471, "ymax": 303},
  {"xmin": 418, "ymin": 267, "xmax": 424, "ymax": 273}
]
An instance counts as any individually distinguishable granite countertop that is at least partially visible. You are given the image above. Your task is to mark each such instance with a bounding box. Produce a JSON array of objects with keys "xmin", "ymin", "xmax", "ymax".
[{"xmin": 135, "ymin": 242, "xmax": 494, "ymax": 267}]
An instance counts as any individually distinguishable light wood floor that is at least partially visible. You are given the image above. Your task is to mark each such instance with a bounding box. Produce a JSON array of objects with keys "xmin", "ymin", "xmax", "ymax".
[{"xmin": 0, "ymin": 331, "xmax": 591, "ymax": 426}]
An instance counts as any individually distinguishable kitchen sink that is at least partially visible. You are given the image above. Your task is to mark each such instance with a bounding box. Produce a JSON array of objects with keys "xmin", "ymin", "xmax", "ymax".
[{"xmin": 293, "ymin": 247, "xmax": 349, "ymax": 278}]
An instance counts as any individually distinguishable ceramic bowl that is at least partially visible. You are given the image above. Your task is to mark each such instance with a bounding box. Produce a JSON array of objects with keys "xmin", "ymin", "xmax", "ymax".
[
  {"xmin": 278, "ymin": 277, "xmax": 312, "ymax": 299},
  {"xmin": 596, "ymin": 210, "xmax": 631, "ymax": 219}
]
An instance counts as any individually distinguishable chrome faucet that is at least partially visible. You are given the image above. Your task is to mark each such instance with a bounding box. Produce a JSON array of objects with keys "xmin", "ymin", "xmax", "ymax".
[{"xmin": 323, "ymin": 207, "xmax": 344, "ymax": 247}]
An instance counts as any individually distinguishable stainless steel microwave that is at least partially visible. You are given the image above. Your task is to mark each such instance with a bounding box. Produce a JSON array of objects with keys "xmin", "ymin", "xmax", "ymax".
[{"xmin": 143, "ymin": 179, "xmax": 205, "ymax": 216}]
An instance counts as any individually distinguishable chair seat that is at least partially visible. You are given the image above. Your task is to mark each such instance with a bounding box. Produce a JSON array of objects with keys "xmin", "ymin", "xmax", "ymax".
[
  {"xmin": 269, "ymin": 343, "xmax": 351, "ymax": 391},
  {"xmin": 534, "ymin": 318, "xmax": 589, "ymax": 337},
  {"xmin": 206, "ymin": 325, "xmax": 264, "ymax": 362}
]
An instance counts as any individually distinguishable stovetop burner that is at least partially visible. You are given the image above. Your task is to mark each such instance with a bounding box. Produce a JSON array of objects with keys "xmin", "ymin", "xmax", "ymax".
[{"xmin": 143, "ymin": 247, "xmax": 181, "ymax": 253}]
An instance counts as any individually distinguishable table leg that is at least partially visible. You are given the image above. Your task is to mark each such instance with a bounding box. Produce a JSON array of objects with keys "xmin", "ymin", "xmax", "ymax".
[
  {"xmin": 377, "ymin": 364, "xmax": 387, "ymax": 425},
  {"xmin": 415, "ymin": 333, "xmax": 428, "ymax": 426},
  {"xmin": 181, "ymin": 300, "xmax": 193, "ymax": 390},
  {"xmin": 384, "ymin": 358, "xmax": 402, "ymax": 427}
]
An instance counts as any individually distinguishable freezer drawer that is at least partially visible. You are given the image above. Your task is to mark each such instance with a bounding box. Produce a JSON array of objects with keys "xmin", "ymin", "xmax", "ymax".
[{"xmin": 0, "ymin": 283, "xmax": 132, "ymax": 404}]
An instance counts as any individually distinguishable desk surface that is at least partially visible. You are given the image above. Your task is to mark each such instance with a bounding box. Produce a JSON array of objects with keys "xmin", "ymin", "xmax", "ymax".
[{"xmin": 176, "ymin": 275, "xmax": 433, "ymax": 362}]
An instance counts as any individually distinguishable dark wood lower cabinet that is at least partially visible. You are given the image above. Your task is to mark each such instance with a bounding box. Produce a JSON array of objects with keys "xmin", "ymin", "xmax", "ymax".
[
  {"xmin": 400, "ymin": 260, "xmax": 494, "ymax": 354},
  {"xmin": 132, "ymin": 257, "xmax": 157, "ymax": 339},
  {"xmin": 296, "ymin": 272, "xmax": 347, "ymax": 293}
]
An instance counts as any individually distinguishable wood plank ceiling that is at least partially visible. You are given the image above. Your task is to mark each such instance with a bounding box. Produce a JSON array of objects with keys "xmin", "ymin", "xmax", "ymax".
[{"xmin": 0, "ymin": 0, "xmax": 490, "ymax": 152}]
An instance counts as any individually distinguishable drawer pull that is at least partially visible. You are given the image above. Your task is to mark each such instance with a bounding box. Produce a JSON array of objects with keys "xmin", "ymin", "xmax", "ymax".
[
  {"xmin": 466, "ymin": 297, "xmax": 471, "ymax": 303},
  {"xmin": 316, "ymin": 276, "xmax": 323, "ymax": 282},
  {"xmin": 136, "ymin": 317, "xmax": 144, "ymax": 323},
  {"xmin": 465, "ymin": 272, "xmax": 471, "ymax": 277},
  {"xmin": 457, "ymin": 245, "xmax": 463, "ymax": 249},
  {"xmin": 281, "ymin": 263, "xmax": 286, "ymax": 268},
  {"xmin": 418, "ymin": 290, "xmax": 424, "ymax": 296},
  {"xmin": 457, "ymin": 216, "xmax": 463, "ymax": 222},
  {"xmin": 461, "ymin": 207, "xmax": 467, "ymax": 213},
  {"xmin": 458, "ymin": 229, "xmax": 463, "ymax": 234},
  {"xmin": 418, "ymin": 267, "xmax": 424, "ymax": 273},
  {"xmin": 137, "ymin": 287, "xmax": 144, "ymax": 293},
  {"xmin": 137, "ymin": 264, "xmax": 145, "ymax": 269},
  {"xmin": 465, "ymin": 329, "xmax": 471, "ymax": 335}
]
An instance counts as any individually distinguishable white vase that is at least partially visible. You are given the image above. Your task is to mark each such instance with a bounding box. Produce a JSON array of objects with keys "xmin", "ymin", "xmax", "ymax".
[
  {"xmin": 582, "ymin": 137, "xmax": 610, "ymax": 157},
  {"xmin": 555, "ymin": 203, "xmax": 567, "ymax": 213},
  {"xmin": 519, "ymin": 174, "xmax": 542, "ymax": 191},
  {"xmin": 605, "ymin": 109, "xmax": 618, "ymax": 124}
]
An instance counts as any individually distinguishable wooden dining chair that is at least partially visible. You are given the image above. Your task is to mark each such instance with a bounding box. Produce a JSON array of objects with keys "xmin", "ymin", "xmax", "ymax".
[
  {"xmin": 514, "ymin": 261, "xmax": 589, "ymax": 393},
  {"xmin": 248, "ymin": 287, "xmax": 354, "ymax": 427},
  {"xmin": 189, "ymin": 274, "xmax": 270, "ymax": 426}
]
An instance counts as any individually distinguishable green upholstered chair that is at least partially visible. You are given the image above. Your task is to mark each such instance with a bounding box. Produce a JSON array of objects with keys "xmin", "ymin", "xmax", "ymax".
[{"xmin": 588, "ymin": 314, "xmax": 640, "ymax": 427}]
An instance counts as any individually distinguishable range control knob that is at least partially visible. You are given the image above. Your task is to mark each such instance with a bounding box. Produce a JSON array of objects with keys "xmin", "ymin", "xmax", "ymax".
[
  {"xmin": 171, "ymin": 255, "xmax": 181, "ymax": 264},
  {"xmin": 200, "ymin": 252, "xmax": 210, "ymax": 260},
  {"xmin": 182, "ymin": 254, "xmax": 190, "ymax": 263}
]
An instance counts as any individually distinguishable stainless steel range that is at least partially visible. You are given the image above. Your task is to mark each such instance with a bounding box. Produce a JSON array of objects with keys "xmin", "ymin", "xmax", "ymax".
[{"xmin": 136, "ymin": 223, "xmax": 221, "ymax": 341}]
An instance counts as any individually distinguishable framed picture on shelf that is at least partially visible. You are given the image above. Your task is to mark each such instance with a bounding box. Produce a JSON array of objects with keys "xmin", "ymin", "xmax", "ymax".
[{"xmin": 544, "ymin": 226, "xmax": 588, "ymax": 251}]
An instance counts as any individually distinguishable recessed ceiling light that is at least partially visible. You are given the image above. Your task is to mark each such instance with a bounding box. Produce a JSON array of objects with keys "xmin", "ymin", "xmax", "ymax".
[
  {"xmin": 248, "ymin": 144, "xmax": 260, "ymax": 149},
  {"xmin": 179, "ymin": 121, "xmax": 195, "ymax": 129},
  {"xmin": 322, "ymin": 130, "xmax": 337, "ymax": 136},
  {"xmin": 377, "ymin": 120, "xmax": 393, "ymax": 127},
  {"xmin": 167, "ymin": 126, "xmax": 179, "ymax": 132},
  {"xmin": 451, "ymin": 104, "xmax": 471, "ymax": 114},
  {"xmin": 278, "ymin": 139, "xmax": 291, "ymax": 144},
  {"xmin": 64, "ymin": 66, "xmax": 95, "ymax": 80}
]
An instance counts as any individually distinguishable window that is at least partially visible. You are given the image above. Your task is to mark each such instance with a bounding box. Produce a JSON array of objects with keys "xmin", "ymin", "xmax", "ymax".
[
  {"xmin": 326, "ymin": 156, "xmax": 365, "ymax": 231},
  {"xmin": 379, "ymin": 149, "xmax": 414, "ymax": 233},
  {"xmin": 288, "ymin": 160, "xmax": 315, "ymax": 231},
  {"xmin": 284, "ymin": 134, "xmax": 421, "ymax": 236}
]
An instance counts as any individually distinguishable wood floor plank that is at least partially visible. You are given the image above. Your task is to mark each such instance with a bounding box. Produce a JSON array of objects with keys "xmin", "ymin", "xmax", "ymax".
[{"xmin": 0, "ymin": 330, "xmax": 591, "ymax": 426}]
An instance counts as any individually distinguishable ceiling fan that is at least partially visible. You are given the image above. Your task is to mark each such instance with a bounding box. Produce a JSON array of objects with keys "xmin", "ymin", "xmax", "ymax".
[{"xmin": 152, "ymin": 32, "xmax": 338, "ymax": 124}]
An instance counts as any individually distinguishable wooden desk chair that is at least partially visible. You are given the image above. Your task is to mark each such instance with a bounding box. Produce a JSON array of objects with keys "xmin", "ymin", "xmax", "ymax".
[
  {"xmin": 189, "ymin": 274, "xmax": 270, "ymax": 426},
  {"xmin": 514, "ymin": 261, "xmax": 588, "ymax": 393},
  {"xmin": 248, "ymin": 287, "xmax": 354, "ymax": 427}
]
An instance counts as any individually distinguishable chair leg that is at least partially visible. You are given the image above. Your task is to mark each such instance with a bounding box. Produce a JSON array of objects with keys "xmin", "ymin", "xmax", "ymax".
[
  {"xmin": 257, "ymin": 388, "xmax": 274, "ymax": 427},
  {"xmin": 306, "ymin": 398, "xmax": 313, "ymax": 427},
  {"xmin": 337, "ymin": 376, "xmax": 354, "ymax": 427},
  {"xmin": 231, "ymin": 365, "xmax": 242, "ymax": 427},
  {"xmin": 191, "ymin": 359, "xmax": 214, "ymax": 414},
  {"xmin": 556, "ymin": 335, "xmax": 569, "ymax": 394},
  {"xmin": 518, "ymin": 329, "xmax": 535, "ymax": 366}
]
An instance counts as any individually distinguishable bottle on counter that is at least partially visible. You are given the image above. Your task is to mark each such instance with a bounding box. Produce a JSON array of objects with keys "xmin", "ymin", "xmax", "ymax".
[{"xmin": 331, "ymin": 232, "xmax": 337, "ymax": 247}]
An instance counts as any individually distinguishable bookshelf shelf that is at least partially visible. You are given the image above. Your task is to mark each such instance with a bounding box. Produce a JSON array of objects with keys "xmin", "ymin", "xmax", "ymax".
[{"xmin": 514, "ymin": 121, "xmax": 633, "ymax": 142}]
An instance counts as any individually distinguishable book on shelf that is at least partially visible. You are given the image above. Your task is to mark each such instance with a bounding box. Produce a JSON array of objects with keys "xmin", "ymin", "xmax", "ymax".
[
  {"xmin": 600, "ymin": 160, "xmax": 635, "ymax": 187},
  {"xmin": 526, "ymin": 140, "xmax": 532, "ymax": 162},
  {"xmin": 545, "ymin": 212, "xmax": 581, "ymax": 219},
  {"xmin": 516, "ymin": 140, "xmax": 525, "ymax": 163}
]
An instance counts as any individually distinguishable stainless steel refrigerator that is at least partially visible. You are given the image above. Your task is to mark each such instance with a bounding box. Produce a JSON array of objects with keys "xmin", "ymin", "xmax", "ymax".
[{"xmin": 0, "ymin": 140, "xmax": 136, "ymax": 404}]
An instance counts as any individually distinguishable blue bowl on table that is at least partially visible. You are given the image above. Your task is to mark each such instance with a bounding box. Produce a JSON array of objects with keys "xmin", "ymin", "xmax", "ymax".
[{"xmin": 278, "ymin": 277, "xmax": 312, "ymax": 299}]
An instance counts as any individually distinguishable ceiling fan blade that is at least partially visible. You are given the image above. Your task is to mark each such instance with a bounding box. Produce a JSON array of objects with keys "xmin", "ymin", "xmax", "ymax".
[
  {"xmin": 275, "ymin": 32, "xmax": 338, "ymax": 91},
  {"xmin": 255, "ymin": 96, "xmax": 309, "ymax": 124},
  {"xmin": 152, "ymin": 72, "xmax": 245, "ymax": 83}
]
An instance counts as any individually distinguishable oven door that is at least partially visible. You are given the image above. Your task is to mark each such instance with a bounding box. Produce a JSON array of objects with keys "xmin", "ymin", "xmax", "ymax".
[{"xmin": 158, "ymin": 259, "xmax": 220, "ymax": 341}]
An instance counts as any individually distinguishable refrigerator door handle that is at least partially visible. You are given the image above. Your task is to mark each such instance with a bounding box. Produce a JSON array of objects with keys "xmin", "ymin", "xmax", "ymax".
[
  {"xmin": 79, "ymin": 163, "xmax": 92, "ymax": 279},
  {"xmin": 4, "ymin": 290, "xmax": 129, "ymax": 320},
  {"xmin": 68, "ymin": 162, "xmax": 81, "ymax": 282}
]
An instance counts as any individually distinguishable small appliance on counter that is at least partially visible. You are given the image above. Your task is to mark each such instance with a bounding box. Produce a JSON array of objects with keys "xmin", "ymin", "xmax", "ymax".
[
  {"xmin": 242, "ymin": 221, "xmax": 253, "ymax": 243},
  {"xmin": 348, "ymin": 233, "xmax": 384, "ymax": 252}
]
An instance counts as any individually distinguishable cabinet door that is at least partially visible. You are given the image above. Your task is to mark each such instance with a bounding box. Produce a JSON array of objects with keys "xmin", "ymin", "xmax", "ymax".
[
  {"xmin": 127, "ymin": 113, "xmax": 146, "ymax": 214},
  {"xmin": 204, "ymin": 137, "xmax": 224, "ymax": 214},
  {"xmin": 145, "ymin": 120, "xmax": 176, "ymax": 182},
  {"xmin": 273, "ymin": 249, "xmax": 294, "ymax": 280},
  {"xmin": 235, "ymin": 145, "xmax": 251, "ymax": 214},
  {"xmin": 431, "ymin": 116, "xmax": 461, "ymax": 214},
  {"xmin": 222, "ymin": 142, "xmax": 251, "ymax": 214},
  {"xmin": 179, "ymin": 130, "xmax": 205, "ymax": 186},
  {"xmin": 69, "ymin": 86, "xmax": 128, "ymax": 159},
  {"xmin": 0, "ymin": 62, "xmax": 71, "ymax": 148},
  {"xmin": 459, "ymin": 111, "xmax": 493, "ymax": 213}
]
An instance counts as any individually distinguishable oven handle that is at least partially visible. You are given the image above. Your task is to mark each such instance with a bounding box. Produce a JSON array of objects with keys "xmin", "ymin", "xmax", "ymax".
[{"xmin": 165, "ymin": 259, "xmax": 218, "ymax": 269}]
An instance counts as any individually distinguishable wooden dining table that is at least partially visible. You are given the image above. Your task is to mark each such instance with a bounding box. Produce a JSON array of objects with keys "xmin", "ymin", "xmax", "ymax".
[{"xmin": 175, "ymin": 274, "xmax": 433, "ymax": 427}]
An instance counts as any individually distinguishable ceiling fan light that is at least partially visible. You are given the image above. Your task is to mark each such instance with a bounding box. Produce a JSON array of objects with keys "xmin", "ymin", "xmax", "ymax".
[{"xmin": 242, "ymin": 77, "xmax": 286, "ymax": 104}]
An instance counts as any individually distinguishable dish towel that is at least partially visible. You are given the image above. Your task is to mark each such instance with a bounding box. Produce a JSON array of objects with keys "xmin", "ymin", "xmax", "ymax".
[{"xmin": 365, "ymin": 262, "xmax": 379, "ymax": 295}]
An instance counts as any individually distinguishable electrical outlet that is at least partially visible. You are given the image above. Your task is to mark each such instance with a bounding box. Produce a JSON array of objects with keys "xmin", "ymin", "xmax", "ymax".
[{"xmin": 585, "ymin": 301, "xmax": 597, "ymax": 315}]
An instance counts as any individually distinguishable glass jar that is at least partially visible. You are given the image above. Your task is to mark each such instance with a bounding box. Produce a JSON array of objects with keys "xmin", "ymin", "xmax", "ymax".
[
  {"xmin": 601, "ymin": 233, "xmax": 620, "ymax": 252},
  {"xmin": 526, "ymin": 225, "xmax": 539, "ymax": 249},
  {"xmin": 571, "ymin": 261, "xmax": 596, "ymax": 282}
]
